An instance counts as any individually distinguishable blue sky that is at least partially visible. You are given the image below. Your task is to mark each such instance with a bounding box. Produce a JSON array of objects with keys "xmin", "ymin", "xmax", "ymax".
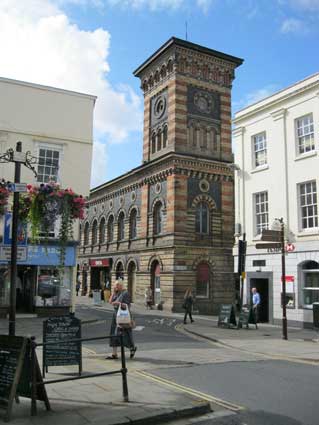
[{"xmin": 1, "ymin": 0, "xmax": 319, "ymax": 188}]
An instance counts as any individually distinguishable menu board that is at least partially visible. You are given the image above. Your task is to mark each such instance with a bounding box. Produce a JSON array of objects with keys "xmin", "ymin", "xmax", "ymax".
[{"xmin": 43, "ymin": 315, "xmax": 82, "ymax": 376}]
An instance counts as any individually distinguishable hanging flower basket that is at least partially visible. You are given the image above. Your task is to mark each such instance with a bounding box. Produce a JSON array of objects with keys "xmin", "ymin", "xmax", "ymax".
[
  {"xmin": 0, "ymin": 181, "xmax": 10, "ymax": 217},
  {"xmin": 19, "ymin": 182, "xmax": 86, "ymax": 264}
]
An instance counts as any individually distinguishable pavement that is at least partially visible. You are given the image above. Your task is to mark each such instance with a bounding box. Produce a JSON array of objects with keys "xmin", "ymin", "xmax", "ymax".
[{"xmin": 1, "ymin": 296, "xmax": 318, "ymax": 424}]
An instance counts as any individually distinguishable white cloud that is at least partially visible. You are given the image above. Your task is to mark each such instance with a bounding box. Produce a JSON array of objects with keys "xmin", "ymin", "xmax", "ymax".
[
  {"xmin": 234, "ymin": 84, "xmax": 279, "ymax": 111},
  {"xmin": 0, "ymin": 0, "xmax": 143, "ymax": 185},
  {"xmin": 289, "ymin": 0, "xmax": 319, "ymax": 11},
  {"xmin": 91, "ymin": 139, "xmax": 108, "ymax": 187},
  {"xmin": 107, "ymin": 0, "xmax": 214, "ymax": 12},
  {"xmin": 280, "ymin": 17, "xmax": 307, "ymax": 33}
]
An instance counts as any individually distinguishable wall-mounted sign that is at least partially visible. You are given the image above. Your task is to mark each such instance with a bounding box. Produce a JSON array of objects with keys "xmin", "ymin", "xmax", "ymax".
[
  {"xmin": 3, "ymin": 212, "xmax": 27, "ymax": 245},
  {"xmin": 89, "ymin": 258, "xmax": 110, "ymax": 267}
]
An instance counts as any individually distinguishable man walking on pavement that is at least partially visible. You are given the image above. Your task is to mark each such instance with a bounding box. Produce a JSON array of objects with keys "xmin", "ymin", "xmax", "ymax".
[{"xmin": 251, "ymin": 287, "xmax": 261, "ymax": 325}]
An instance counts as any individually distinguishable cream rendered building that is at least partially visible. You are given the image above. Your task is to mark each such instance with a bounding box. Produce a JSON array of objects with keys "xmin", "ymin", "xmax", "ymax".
[
  {"xmin": 233, "ymin": 72, "xmax": 319, "ymax": 327},
  {"xmin": 0, "ymin": 77, "xmax": 96, "ymax": 315}
]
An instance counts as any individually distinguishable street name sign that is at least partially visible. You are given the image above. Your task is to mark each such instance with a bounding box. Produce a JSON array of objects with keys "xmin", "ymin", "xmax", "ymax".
[
  {"xmin": 255, "ymin": 243, "xmax": 281, "ymax": 250},
  {"xmin": 261, "ymin": 230, "xmax": 281, "ymax": 242},
  {"xmin": 8, "ymin": 183, "xmax": 27, "ymax": 193}
]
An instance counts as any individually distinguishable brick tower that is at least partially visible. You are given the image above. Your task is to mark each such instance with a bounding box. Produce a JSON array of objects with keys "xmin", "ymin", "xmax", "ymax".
[{"xmin": 79, "ymin": 38, "xmax": 243, "ymax": 315}]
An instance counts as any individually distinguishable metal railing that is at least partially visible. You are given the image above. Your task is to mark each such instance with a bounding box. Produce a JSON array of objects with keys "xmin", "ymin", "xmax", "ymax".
[{"xmin": 29, "ymin": 333, "xmax": 129, "ymax": 416}]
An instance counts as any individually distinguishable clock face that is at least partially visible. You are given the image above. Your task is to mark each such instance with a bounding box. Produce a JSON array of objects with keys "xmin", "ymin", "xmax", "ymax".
[{"xmin": 194, "ymin": 92, "xmax": 214, "ymax": 114}]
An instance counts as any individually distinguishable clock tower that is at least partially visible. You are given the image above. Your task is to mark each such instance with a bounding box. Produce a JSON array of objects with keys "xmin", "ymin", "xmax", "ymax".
[{"xmin": 134, "ymin": 37, "xmax": 243, "ymax": 164}]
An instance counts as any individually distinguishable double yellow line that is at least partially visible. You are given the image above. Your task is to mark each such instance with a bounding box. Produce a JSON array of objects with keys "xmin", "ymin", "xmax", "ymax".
[{"xmin": 134, "ymin": 369, "xmax": 244, "ymax": 412}]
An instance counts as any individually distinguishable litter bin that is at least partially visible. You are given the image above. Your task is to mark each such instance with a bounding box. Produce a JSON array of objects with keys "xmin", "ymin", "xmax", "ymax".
[{"xmin": 313, "ymin": 302, "xmax": 319, "ymax": 329}]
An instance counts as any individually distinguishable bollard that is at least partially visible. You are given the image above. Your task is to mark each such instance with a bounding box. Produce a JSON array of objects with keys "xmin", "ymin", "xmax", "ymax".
[
  {"xmin": 120, "ymin": 332, "xmax": 129, "ymax": 402},
  {"xmin": 30, "ymin": 336, "xmax": 37, "ymax": 416}
]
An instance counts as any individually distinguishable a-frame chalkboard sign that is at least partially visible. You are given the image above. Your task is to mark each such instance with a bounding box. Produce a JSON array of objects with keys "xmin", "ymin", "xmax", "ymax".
[
  {"xmin": 43, "ymin": 314, "xmax": 82, "ymax": 378},
  {"xmin": 237, "ymin": 306, "xmax": 258, "ymax": 330},
  {"xmin": 217, "ymin": 304, "xmax": 237, "ymax": 328},
  {"xmin": 0, "ymin": 335, "xmax": 50, "ymax": 422}
]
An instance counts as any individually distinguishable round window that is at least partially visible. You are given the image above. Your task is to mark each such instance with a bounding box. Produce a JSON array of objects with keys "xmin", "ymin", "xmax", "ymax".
[
  {"xmin": 154, "ymin": 95, "xmax": 166, "ymax": 119},
  {"xmin": 109, "ymin": 200, "xmax": 113, "ymax": 210},
  {"xmin": 131, "ymin": 191, "xmax": 136, "ymax": 202},
  {"xmin": 199, "ymin": 179, "xmax": 210, "ymax": 193},
  {"xmin": 119, "ymin": 196, "xmax": 125, "ymax": 206},
  {"xmin": 155, "ymin": 182, "xmax": 162, "ymax": 194}
]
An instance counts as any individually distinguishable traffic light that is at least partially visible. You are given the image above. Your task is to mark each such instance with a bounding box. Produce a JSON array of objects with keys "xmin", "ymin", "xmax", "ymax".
[{"xmin": 238, "ymin": 239, "xmax": 247, "ymax": 274}]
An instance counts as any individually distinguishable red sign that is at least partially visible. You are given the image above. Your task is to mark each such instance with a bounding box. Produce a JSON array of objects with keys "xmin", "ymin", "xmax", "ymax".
[
  {"xmin": 89, "ymin": 259, "xmax": 110, "ymax": 267},
  {"xmin": 281, "ymin": 275, "xmax": 295, "ymax": 282},
  {"xmin": 286, "ymin": 243, "xmax": 295, "ymax": 252}
]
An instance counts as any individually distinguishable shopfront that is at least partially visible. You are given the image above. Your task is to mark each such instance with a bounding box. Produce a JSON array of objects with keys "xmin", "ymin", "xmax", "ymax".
[
  {"xmin": 89, "ymin": 258, "xmax": 111, "ymax": 300},
  {"xmin": 0, "ymin": 243, "xmax": 76, "ymax": 316}
]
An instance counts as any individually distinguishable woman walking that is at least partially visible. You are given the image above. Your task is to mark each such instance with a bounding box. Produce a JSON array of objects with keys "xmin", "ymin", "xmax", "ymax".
[
  {"xmin": 106, "ymin": 281, "xmax": 137, "ymax": 359},
  {"xmin": 183, "ymin": 288, "xmax": 194, "ymax": 324}
]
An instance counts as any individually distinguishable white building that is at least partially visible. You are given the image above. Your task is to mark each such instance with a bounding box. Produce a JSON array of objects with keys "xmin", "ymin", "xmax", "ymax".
[
  {"xmin": 233, "ymin": 72, "xmax": 319, "ymax": 327},
  {"xmin": 0, "ymin": 77, "xmax": 96, "ymax": 316}
]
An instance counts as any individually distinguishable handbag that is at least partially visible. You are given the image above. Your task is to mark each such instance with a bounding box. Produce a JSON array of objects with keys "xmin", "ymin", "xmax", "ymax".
[{"xmin": 116, "ymin": 303, "xmax": 132, "ymax": 328}]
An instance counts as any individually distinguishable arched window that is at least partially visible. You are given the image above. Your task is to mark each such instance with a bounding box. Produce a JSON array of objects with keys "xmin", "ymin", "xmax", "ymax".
[
  {"xmin": 92, "ymin": 220, "xmax": 98, "ymax": 245},
  {"xmin": 301, "ymin": 261, "xmax": 319, "ymax": 307},
  {"xmin": 129, "ymin": 209, "xmax": 137, "ymax": 240},
  {"xmin": 194, "ymin": 126, "xmax": 200, "ymax": 147},
  {"xmin": 107, "ymin": 215, "xmax": 114, "ymax": 243},
  {"xmin": 157, "ymin": 129, "xmax": 162, "ymax": 151},
  {"xmin": 118, "ymin": 212, "xmax": 125, "ymax": 241},
  {"xmin": 84, "ymin": 222, "xmax": 89, "ymax": 245},
  {"xmin": 116, "ymin": 262, "xmax": 124, "ymax": 280},
  {"xmin": 151, "ymin": 132, "xmax": 156, "ymax": 154},
  {"xmin": 153, "ymin": 202, "xmax": 163, "ymax": 235},
  {"xmin": 196, "ymin": 263, "xmax": 210, "ymax": 298},
  {"xmin": 195, "ymin": 202, "xmax": 209, "ymax": 234},
  {"xmin": 163, "ymin": 125, "xmax": 168, "ymax": 148},
  {"xmin": 99, "ymin": 217, "xmax": 106, "ymax": 244}
]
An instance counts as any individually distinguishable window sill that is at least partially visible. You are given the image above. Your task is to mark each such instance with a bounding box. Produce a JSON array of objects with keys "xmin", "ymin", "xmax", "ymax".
[
  {"xmin": 250, "ymin": 164, "xmax": 269, "ymax": 174},
  {"xmin": 297, "ymin": 230, "xmax": 319, "ymax": 237},
  {"xmin": 294, "ymin": 151, "xmax": 317, "ymax": 161}
]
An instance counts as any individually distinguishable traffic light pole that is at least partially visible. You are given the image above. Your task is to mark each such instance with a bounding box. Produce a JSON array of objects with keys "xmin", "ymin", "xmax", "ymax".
[{"xmin": 9, "ymin": 142, "xmax": 22, "ymax": 336}]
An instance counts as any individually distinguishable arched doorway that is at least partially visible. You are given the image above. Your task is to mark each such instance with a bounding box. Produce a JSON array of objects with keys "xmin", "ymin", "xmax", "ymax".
[
  {"xmin": 151, "ymin": 261, "xmax": 161, "ymax": 306},
  {"xmin": 127, "ymin": 262, "xmax": 136, "ymax": 302},
  {"xmin": 116, "ymin": 262, "xmax": 124, "ymax": 280}
]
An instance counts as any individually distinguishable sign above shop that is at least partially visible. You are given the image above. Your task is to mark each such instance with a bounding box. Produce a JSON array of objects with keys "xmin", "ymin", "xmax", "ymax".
[
  {"xmin": 89, "ymin": 258, "xmax": 110, "ymax": 267},
  {"xmin": 0, "ymin": 246, "xmax": 27, "ymax": 261}
]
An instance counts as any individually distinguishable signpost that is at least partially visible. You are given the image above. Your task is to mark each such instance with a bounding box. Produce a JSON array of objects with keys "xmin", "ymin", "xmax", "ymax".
[
  {"xmin": 256, "ymin": 222, "xmax": 288, "ymax": 340},
  {"xmin": 42, "ymin": 315, "xmax": 82, "ymax": 378}
]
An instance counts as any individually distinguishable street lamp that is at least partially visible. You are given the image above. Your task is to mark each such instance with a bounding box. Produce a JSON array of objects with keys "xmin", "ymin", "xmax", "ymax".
[{"xmin": 0, "ymin": 142, "xmax": 37, "ymax": 336}]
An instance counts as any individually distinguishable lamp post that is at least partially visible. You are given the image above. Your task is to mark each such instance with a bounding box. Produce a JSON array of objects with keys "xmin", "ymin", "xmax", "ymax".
[{"xmin": 0, "ymin": 142, "xmax": 37, "ymax": 336}]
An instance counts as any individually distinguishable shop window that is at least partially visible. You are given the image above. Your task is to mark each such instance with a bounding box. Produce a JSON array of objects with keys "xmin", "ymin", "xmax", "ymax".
[
  {"xmin": 196, "ymin": 263, "xmax": 210, "ymax": 298},
  {"xmin": 153, "ymin": 201, "xmax": 163, "ymax": 235},
  {"xmin": 92, "ymin": 220, "xmax": 98, "ymax": 245},
  {"xmin": 195, "ymin": 202, "xmax": 209, "ymax": 234},
  {"xmin": 118, "ymin": 212, "xmax": 125, "ymax": 241},
  {"xmin": 99, "ymin": 217, "xmax": 106, "ymax": 244},
  {"xmin": 84, "ymin": 222, "xmax": 89, "ymax": 245},
  {"xmin": 35, "ymin": 267, "xmax": 72, "ymax": 307},
  {"xmin": 129, "ymin": 209, "xmax": 137, "ymax": 240},
  {"xmin": 301, "ymin": 261, "xmax": 319, "ymax": 308},
  {"xmin": 107, "ymin": 215, "xmax": 114, "ymax": 243}
]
